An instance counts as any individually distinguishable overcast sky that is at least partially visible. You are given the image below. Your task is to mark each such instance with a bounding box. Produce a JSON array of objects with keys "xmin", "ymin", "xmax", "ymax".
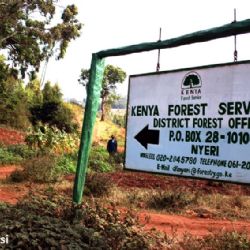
[{"xmin": 41, "ymin": 0, "xmax": 250, "ymax": 102}]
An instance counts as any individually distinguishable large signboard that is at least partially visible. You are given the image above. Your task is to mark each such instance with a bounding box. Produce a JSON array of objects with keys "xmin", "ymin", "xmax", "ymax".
[{"xmin": 125, "ymin": 61, "xmax": 250, "ymax": 184}]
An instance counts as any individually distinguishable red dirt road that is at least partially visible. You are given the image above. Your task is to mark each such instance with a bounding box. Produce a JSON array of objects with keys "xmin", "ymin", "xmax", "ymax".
[{"xmin": 139, "ymin": 211, "xmax": 250, "ymax": 237}]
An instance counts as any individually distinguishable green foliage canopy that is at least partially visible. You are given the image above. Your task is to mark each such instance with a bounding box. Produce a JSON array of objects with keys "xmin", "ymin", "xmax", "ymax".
[
  {"xmin": 79, "ymin": 64, "xmax": 126, "ymax": 120},
  {"xmin": 29, "ymin": 81, "xmax": 78, "ymax": 133},
  {"xmin": 0, "ymin": 1, "xmax": 82, "ymax": 76},
  {"xmin": 0, "ymin": 58, "xmax": 31, "ymax": 129}
]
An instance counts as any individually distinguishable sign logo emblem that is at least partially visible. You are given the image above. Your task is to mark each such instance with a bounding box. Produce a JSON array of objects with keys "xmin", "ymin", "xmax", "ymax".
[
  {"xmin": 181, "ymin": 71, "xmax": 202, "ymax": 101},
  {"xmin": 182, "ymin": 71, "xmax": 202, "ymax": 89}
]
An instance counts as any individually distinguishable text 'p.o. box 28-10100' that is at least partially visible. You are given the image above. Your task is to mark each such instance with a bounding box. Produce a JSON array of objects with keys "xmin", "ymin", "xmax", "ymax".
[{"xmin": 125, "ymin": 61, "xmax": 250, "ymax": 184}]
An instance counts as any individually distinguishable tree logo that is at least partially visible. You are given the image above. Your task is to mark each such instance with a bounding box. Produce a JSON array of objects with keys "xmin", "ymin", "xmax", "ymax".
[
  {"xmin": 181, "ymin": 71, "xmax": 202, "ymax": 101},
  {"xmin": 182, "ymin": 71, "xmax": 202, "ymax": 89}
]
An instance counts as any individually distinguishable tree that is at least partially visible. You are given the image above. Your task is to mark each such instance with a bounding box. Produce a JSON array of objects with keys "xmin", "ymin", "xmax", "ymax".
[
  {"xmin": 42, "ymin": 81, "xmax": 62, "ymax": 104},
  {"xmin": 0, "ymin": 1, "xmax": 82, "ymax": 77},
  {"xmin": 30, "ymin": 81, "xmax": 78, "ymax": 132},
  {"xmin": 0, "ymin": 60, "xmax": 30, "ymax": 129},
  {"xmin": 25, "ymin": 77, "xmax": 43, "ymax": 106},
  {"xmin": 79, "ymin": 65, "xmax": 126, "ymax": 121}
]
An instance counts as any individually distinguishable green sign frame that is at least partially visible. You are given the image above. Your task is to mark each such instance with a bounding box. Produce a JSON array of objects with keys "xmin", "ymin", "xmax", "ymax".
[{"xmin": 73, "ymin": 19, "xmax": 250, "ymax": 204}]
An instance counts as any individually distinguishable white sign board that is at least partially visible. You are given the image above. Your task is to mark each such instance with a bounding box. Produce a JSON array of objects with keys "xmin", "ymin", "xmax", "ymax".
[{"xmin": 125, "ymin": 61, "xmax": 250, "ymax": 184}]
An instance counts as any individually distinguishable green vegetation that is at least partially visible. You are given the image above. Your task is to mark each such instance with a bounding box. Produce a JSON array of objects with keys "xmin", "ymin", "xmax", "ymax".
[
  {"xmin": 10, "ymin": 153, "xmax": 77, "ymax": 183},
  {"xmin": 112, "ymin": 113, "xmax": 126, "ymax": 128},
  {"xmin": 0, "ymin": 59, "xmax": 80, "ymax": 131},
  {"xmin": 5, "ymin": 144, "xmax": 36, "ymax": 160},
  {"xmin": 147, "ymin": 188, "xmax": 198, "ymax": 212},
  {"xmin": 0, "ymin": 147, "xmax": 23, "ymax": 164},
  {"xmin": 0, "ymin": 1, "xmax": 82, "ymax": 130},
  {"xmin": 29, "ymin": 82, "xmax": 79, "ymax": 133},
  {"xmin": 79, "ymin": 64, "xmax": 126, "ymax": 121},
  {"xmin": 57, "ymin": 154, "xmax": 77, "ymax": 174},
  {"xmin": 0, "ymin": 143, "xmax": 38, "ymax": 165},
  {"xmin": 25, "ymin": 124, "xmax": 79, "ymax": 154},
  {"xmin": 88, "ymin": 146, "xmax": 113, "ymax": 172},
  {"xmin": 174, "ymin": 230, "xmax": 250, "ymax": 250},
  {"xmin": 0, "ymin": 1, "xmax": 81, "ymax": 76},
  {"xmin": 0, "ymin": 57, "xmax": 31, "ymax": 130},
  {"xmin": 0, "ymin": 193, "xmax": 166, "ymax": 249}
]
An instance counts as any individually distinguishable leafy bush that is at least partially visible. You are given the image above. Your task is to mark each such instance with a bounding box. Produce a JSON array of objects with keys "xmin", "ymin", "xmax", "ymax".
[
  {"xmin": 25, "ymin": 124, "xmax": 79, "ymax": 155},
  {"xmin": 0, "ymin": 147, "xmax": 22, "ymax": 164},
  {"xmin": 6, "ymin": 144, "xmax": 36, "ymax": 159},
  {"xmin": 0, "ymin": 77, "xmax": 31, "ymax": 130},
  {"xmin": 10, "ymin": 153, "xmax": 77, "ymax": 183},
  {"xmin": 147, "ymin": 189, "xmax": 197, "ymax": 212},
  {"xmin": 88, "ymin": 146, "xmax": 114, "ymax": 172},
  {"xmin": 33, "ymin": 101, "xmax": 79, "ymax": 133},
  {"xmin": 84, "ymin": 173, "xmax": 114, "ymax": 197},
  {"xmin": 112, "ymin": 114, "xmax": 126, "ymax": 128},
  {"xmin": 19, "ymin": 154, "xmax": 62, "ymax": 183},
  {"xmin": 0, "ymin": 193, "xmax": 167, "ymax": 249},
  {"xmin": 0, "ymin": 144, "xmax": 37, "ymax": 165},
  {"xmin": 57, "ymin": 154, "xmax": 77, "ymax": 174},
  {"xmin": 203, "ymin": 230, "xmax": 250, "ymax": 250},
  {"xmin": 30, "ymin": 82, "xmax": 79, "ymax": 133}
]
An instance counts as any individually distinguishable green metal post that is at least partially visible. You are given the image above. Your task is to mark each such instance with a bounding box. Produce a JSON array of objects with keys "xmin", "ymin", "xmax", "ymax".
[{"xmin": 73, "ymin": 54, "xmax": 105, "ymax": 204}]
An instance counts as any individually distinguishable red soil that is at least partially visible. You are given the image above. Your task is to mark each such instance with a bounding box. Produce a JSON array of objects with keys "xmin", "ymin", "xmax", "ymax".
[
  {"xmin": 108, "ymin": 171, "xmax": 250, "ymax": 195},
  {"xmin": 0, "ymin": 185, "xmax": 27, "ymax": 205},
  {"xmin": 0, "ymin": 127, "xmax": 25, "ymax": 145},
  {"xmin": 139, "ymin": 211, "xmax": 250, "ymax": 237},
  {"xmin": 0, "ymin": 165, "xmax": 18, "ymax": 179}
]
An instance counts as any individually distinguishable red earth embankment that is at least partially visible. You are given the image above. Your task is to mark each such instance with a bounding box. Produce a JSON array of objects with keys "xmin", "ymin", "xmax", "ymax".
[{"xmin": 0, "ymin": 127, "xmax": 25, "ymax": 145}]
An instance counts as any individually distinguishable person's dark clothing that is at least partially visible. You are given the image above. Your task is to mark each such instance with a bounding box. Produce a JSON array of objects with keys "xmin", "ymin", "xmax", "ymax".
[{"xmin": 107, "ymin": 139, "xmax": 117, "ymax": 154}]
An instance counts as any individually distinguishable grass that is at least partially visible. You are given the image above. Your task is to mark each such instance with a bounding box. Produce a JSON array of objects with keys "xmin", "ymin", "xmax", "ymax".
[
  {"xmin": 93, "ymin": 119, "xmax": 125, "ymax": 147},
  {"xmin": 171, "ymin": 230, "xmax": 250, "ymax": 250},
  {"xmin": 0, "ymin": 147, "xmax": 23, "ymax": 164},
  {"xmin": 82, "ymin": 184, "xmax": 250, "ymax": 220}
]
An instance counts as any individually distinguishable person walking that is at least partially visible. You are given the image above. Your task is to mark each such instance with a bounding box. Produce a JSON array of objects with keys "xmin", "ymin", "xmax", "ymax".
[{"xmin": 107, "ymin": 135, "xmax": 117, "ymax": 156}]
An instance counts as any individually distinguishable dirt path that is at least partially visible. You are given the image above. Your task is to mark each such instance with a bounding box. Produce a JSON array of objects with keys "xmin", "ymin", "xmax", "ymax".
[
  {"xmin": 139, "ymin": 211, "xmax": 250, "ymax": 237},
  {"xmin": 0, "ymin": 186, "xmax": 27, "ymax": 204},
  {"xmin": 0, "ymin": 165, "xmax": 18, "ymax": 179},
  {"xmin": 2, "ymin": 166, "xmax": 250, "ymax": 237},
  {"xmin": 0, "ymin": 165, "xmax": 27, "ymax": 204}
]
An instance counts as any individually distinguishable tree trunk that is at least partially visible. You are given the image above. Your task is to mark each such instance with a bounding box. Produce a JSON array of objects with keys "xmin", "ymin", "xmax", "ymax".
[{"xmin": 100, "ymin": 98, "xmax": 105, "ymax": 121}]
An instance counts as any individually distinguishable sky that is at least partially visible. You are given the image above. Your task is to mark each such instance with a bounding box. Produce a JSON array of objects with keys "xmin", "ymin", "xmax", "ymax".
[{"xmin": 41, "ymin": 0, "xmax": 250, "ymax": 102}]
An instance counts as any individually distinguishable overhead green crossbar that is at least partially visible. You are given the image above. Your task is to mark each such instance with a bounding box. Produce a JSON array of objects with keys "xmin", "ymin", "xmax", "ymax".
[{"xmin": 73, "ymin": 18, "xmax": 250, "ymax": 204}]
